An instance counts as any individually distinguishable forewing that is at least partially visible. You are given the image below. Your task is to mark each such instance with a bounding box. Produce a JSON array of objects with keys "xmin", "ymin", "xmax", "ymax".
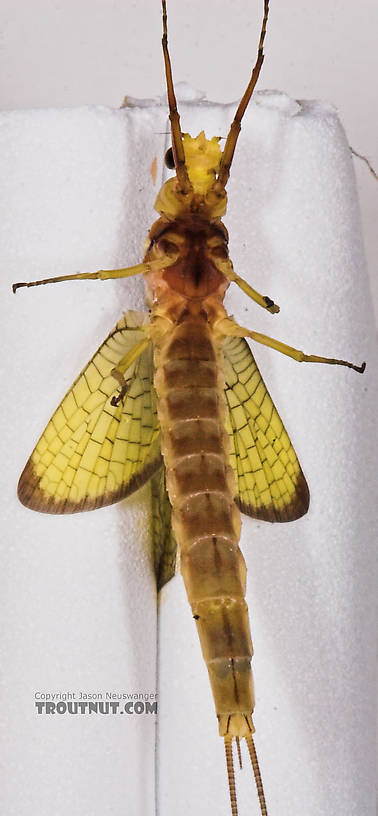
[
  {"xmin": 151, "ymin": 467, "xmax": 178, "ymax": 590},
  {"xmin": 222, "ymin": 335, "xmax": 309, "ymax": 522},
  {"xmin": 18, "ymin": 310, "xmax": 162, "ymax": 513}
]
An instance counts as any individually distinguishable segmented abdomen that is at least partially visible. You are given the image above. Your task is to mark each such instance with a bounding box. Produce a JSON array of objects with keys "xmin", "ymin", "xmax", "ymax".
[{"xmin": 153, "ymin": 313, "xmax": 255, "ymax": 737}]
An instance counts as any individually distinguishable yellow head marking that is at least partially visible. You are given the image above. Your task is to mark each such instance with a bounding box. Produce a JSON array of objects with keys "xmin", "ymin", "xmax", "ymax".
[
  {"xmin": 154, "ymin": 131, "xmax": 226, "ymax": 220},
  {"xmin": 182, "ymin": 132, "xmax": 221, "ymax": 194}
]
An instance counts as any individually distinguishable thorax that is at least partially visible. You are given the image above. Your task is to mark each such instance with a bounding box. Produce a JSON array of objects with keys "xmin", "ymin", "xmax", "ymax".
[{"xmin": 143, "ymin": 217, "xmax": 230, "ymax": 329}]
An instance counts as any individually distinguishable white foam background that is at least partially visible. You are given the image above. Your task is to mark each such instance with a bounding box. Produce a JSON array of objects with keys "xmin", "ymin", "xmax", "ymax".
[{"xmin": 1, "ymin": 90, "xmax": 377, "ymax": 816}]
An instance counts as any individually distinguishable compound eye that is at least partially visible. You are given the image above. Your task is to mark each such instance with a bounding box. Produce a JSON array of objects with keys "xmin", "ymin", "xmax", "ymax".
[
  {"xmin": 164, "ymin": 147, "xmax": 175, "ymax": 170},
  {"xmin": 158, "ymin": 237, "xmax": 179, "ymax": 258},
  {"xmin": 210, "ymin": 244, "xmax": 228, "ymax": 261}
]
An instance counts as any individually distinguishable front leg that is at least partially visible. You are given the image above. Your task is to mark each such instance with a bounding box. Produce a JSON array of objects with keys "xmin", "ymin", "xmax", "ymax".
[
  {"xmin": 214, "ymin": 258, "xmax": 280, "ymax": 314},
  {"xmin": 110, "ymin": 336, "xmax": 151, "ymax": 406},
  {"xmin": 12, "ymin": 259, "xmax": 169, "ymax": 293}
]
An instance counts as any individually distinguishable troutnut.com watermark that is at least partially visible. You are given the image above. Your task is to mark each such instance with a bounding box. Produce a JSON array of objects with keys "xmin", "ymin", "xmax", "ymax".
[{"xmin": 34, "ymin": 691, "xmax": 157, "ymax": 715}]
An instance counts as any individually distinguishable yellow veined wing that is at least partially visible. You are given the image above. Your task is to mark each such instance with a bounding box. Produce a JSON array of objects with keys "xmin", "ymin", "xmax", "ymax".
[
  {"xmin": 151, "ymin": 466, "xmax": 177, "ymax": 590},
  {"xmin": 223, "ymin": 335, "xmax": 309, "ymax": 522},
  {"xmin": 18, "ymin": 310, "xmax": 161, "ymax": 513}
]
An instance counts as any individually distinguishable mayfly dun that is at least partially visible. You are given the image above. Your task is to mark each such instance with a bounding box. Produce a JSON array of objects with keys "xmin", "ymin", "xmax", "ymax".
[{"xmin": 13, "ymin": 1, "xmax": 366, "ymax": 814}]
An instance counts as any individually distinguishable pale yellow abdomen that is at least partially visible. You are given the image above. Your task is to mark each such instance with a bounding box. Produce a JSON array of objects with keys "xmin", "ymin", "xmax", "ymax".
[{"xmin": 153, "ymin": 313, "xmax": 255, "ymax": 737}]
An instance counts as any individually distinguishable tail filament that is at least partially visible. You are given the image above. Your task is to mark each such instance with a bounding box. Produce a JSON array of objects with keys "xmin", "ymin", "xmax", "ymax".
[
  {"xmin": 223, "ymin": 734, "xmax": 268, "ymax": 816},
  {"xmin": 246, "ymin": 734, "xmax": 268, "ymax": 816},
  {"xmin": 224, "ymin": 737, "xmax": 238, "ymax": 816}
]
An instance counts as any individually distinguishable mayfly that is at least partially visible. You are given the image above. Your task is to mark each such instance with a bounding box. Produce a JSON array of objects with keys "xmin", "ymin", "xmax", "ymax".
[{"xmin": 13, "ymin": 2, "xmax": 365, "ymax": 814}]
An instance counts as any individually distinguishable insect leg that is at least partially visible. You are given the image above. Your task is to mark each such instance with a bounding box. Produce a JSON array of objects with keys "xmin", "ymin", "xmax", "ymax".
[
  {"xmin": 12, "ymin": 259, "xmax": 166, "ymax": 293},
  {"xmin": 217, "ymin": 317, "xmax": 366, "ymax": 373},
  {"xmin": 215, "ymin": 258, "xmax": 279, "ymax": 313},
  {"xmin": 110, "ymin": 337, "xmax": 151, "ymax": 407}
]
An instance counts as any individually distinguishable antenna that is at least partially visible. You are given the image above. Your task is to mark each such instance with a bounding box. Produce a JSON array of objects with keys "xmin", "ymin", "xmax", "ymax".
[
  {"xmin": 215, "ymin": 0, "xmax": 270, "ymax": 191},
  {"xmin": 161, "ymin": 0, "xmax": 192, "ymax": 194}
]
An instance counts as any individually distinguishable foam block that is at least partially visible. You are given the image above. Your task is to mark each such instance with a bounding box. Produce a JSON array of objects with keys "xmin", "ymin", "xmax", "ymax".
[{"xmin": 1, "ymin": 89, "xmax": 376, "ymax": 816}]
